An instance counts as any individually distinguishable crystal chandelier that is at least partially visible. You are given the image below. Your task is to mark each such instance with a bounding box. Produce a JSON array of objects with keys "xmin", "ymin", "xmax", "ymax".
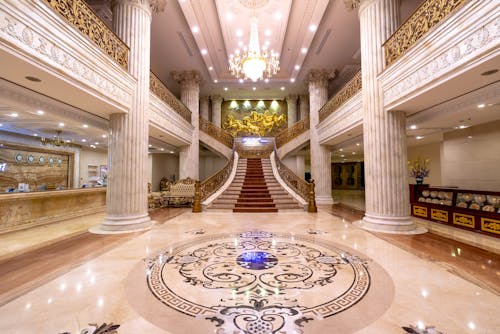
[{"xmin": 229, "ymin": 17, "xmax": 280, "ymax": 82}]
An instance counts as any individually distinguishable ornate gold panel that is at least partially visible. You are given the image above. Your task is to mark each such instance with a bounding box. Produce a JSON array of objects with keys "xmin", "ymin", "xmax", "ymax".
[
  {"xmin": 275, "ymin": 116, "xmax": 310, "ymax": 148},
  {"xmin": 481, "ymin": 218, "xmax": 500, "ymax": 235},
  {"xmin": 413, "ymin": 205, "xmax": 427, "ymax": 218},
  {"xmin": 431, "ymin": 209, "xmax": 448, "ymax": 222},
  {"xmin": 319, "ymin": 71, "xmax": 362, "ymax": 122},
  {"xmin": 150, "ymin": 72, "xmax": 192, "ymax": 122},
  {"xmin": 453, "ymin": 213, "xmax": 474, "ymax": 228}
]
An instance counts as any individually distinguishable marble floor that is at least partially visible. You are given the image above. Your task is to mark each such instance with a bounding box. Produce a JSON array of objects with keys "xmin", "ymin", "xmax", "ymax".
[
  {"xmin": 0, "ymin": 210, "xmax": 499, "ymax": 334},
  {"xmin": 332, "ymin": 190, "xmax": 366, "ymax": 210}
]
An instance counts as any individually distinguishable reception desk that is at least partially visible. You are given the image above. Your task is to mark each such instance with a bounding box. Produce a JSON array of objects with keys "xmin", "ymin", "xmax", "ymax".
[{"xmin": 0, "ymin": 188, "xmax": 106, "ymax": 233}]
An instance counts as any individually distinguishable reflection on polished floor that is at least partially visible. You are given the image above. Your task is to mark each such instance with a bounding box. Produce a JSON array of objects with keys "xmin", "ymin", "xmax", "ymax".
[{"xmin": 0, "ymin": 209, "xmax": 499, "ymax": 334}]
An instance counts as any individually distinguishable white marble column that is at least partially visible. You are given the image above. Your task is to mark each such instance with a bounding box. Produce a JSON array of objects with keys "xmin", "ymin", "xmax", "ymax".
[
  {"xmin": 211, "ymin": 94, "xmax": 223, "ymax": 126},
  {"xmin": 286, "ymin": 94, "xmax": 298, "ymax": 127},
  {"xmin": 97, "ymin": 0, "xmax": 164, "ymax": 233},
  {"xmin": 173, "ymin": 71, "xmax": 200, "ymax": 180},
  {"xmin": 200, "ymin": 96, "xmax": 209, "ymax": 121},
  {"xmin": 355, "ymin": 0, "xmax": 416, "ymax": 232},
  {"xmin": 296, "ymin": 155, "xmax": 305, "ymax": 180},
  {"xmin": 308, "ymin": 70, "xmax": 334, "ymax": 204},
  {"xmin": 299, "ymin": 94, "xmax": 309, "ymax": 120}
]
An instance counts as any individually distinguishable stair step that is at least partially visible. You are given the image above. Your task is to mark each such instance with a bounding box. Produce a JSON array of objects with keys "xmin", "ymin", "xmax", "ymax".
[{"xmin": 233, "ymin": 208, "xmax": 278, "ymax": 213}]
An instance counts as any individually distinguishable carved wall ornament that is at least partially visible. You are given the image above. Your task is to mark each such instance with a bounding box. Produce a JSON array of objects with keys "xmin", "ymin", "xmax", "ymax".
[
  {"xmin": 306, "ymin": 69, "xmax": 336, "ymax": 86},
  {"xmin": 344, "ymin": 0, "xmax": 361, "ymax": 10},
  {"xmin": 171, "ymin": 70, "xmax": 202, "ymax": 85}
]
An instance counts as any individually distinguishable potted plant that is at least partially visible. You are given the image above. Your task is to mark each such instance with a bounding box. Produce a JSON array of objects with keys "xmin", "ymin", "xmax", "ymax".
[{"xmin": 408, "ymin": 157, "xmax": 430, "ymax": 185}]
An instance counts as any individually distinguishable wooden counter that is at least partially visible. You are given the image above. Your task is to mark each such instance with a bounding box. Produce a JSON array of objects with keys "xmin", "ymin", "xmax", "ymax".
[{"xmin": 0, "ymin": 187, "xmax": 106, "ymax": 233}]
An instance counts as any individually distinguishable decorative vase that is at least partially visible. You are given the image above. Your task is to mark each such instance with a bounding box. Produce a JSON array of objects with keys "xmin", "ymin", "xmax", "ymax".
[{"xmin": 415, "ymin": 177, "xmax": 424, "ymax": 185}]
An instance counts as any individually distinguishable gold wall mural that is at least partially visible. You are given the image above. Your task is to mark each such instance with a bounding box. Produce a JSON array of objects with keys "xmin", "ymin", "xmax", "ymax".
[{"xmin": 222, "ymin": 100, "xmax": 287, "ymax": 137}]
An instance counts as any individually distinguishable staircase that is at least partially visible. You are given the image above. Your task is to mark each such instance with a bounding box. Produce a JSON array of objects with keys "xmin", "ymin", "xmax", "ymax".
[{"xmin": 208, "ymin": 158, "xmax": 303, "ymax": 212}]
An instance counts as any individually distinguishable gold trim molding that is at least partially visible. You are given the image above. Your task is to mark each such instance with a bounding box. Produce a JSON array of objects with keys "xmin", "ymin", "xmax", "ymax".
[
  {"xmin": 44, "ymin": 0, "xmax": 129, "ymax": 70},
  {"xmin": 150, "ymin": 72, "xmax": 192, "ymax": 123},
  {"xmin": 199, "ymin": 118, "xmax": 234, "ymax": 149},
  {"xmin": 275, "ymin": 116, "xmax": 310, "ymax": 149},
  {"xmin": 383, "ymin": 0, "xmax": 470, "ymax": 66},
  {"xmin": 319, "ymin": 71, "xmax": 361, "ymax": 123},
  {"xmin": 453, "ymin": 212, "xmax": 474, "ymax": 228},
  {"xmin": 481, "ymin": 218, "xmax": 500, "ymax": 235}
]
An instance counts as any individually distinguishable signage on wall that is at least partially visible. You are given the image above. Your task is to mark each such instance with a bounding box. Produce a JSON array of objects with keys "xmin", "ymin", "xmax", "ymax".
[{"xmin": 0, "ymin": 162, "xmax": 6, "ymax": 172}]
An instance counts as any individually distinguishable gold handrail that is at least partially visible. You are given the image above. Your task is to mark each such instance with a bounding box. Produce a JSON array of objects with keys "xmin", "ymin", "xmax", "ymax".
[
  {"xmin": 275, "ymin": 116, "xmax": 310, "ymax": 149},
  {"xmin": 44, "ymin": 0, "xmax": 129, "ymax": 70},
  {"xmin": 150, "ymin": 72, "xmax": 192, "ymax": 123},
  {"xmin": 319, "ymin": 71, "xmax": 362, "ymax": 123},
  {"xmin": 200, "ymin": 151, "xmax": 235, "ymax": 201},
  {"xmin": 383, "ymin": 0, "xmax": 470, "ymax": 66},
  {"xmin": 273, "ymin": 149, "xmax": 309, "ymax": 201},
  {"xmin": 199, "ymin": 118, "xmax": 234, "ymax": 149}
]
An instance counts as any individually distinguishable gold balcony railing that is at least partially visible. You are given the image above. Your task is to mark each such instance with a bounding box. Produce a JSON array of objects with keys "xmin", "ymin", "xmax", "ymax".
[
  {"xmin": 150, "ymin": 72, "xmax": 192, "ymax": 123},
  {"xmin": 275, "ymin": 116, "xmax": 310, "ymax": 149},
  {"xmin": 319, "ymin": 71, "xmax": 362, "ymax": 123},
  {"xmin": 44, "ymin": 0, "xmax": 129, "ymax": 70},
  {"xmin": 273, "ymin": 150, "xmax": 309, "ymax": 201},
  {"xmin": 200, "ymin": 151, "xmax": 235, "ymax": 201},
  {"xmin": 384, "ymin": 0, "xmax": 470, "ymax": 66},
  {"xmin": 199, "ymin": 118, "xmax": 234, "ymax": 149}
]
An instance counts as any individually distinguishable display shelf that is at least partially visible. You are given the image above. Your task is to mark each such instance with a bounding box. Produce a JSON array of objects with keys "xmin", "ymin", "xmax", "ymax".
[{"xmin": 410, "ymin": 185, "xmax": 500, "ymax": 238}]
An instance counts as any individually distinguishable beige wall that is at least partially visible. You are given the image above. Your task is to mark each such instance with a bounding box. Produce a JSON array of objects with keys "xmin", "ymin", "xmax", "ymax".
[
  {"xmin": 200, "ymin": 154, "xmax": 227, "ymax": 181},
  {"xmin": 151, "ymin": 153, "xmax": 179, "ymax": 191},
  {"xmin": 79, "ymin": 148, "xmax": 107, "ymax": 187},
  {"xmin": 407, "ymin": 142, "xmax": 442, "ymax": 186},
  {"xmin": 441, "ymin": 121, "xmax": 500, "ymax": 191}
]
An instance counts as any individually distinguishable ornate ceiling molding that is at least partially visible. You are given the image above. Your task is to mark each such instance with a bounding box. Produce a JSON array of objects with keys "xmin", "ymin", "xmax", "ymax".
[
  {"xmin": 343, "ymin": 0, "xmax": 361, "ymax": 11},
  {"xmin": 171, "ymin": 70, "xmax": 202, "ymax": 85},
  {"xmin": 306, "ymin": 69, "xmax": 336, "ymax": 86}
]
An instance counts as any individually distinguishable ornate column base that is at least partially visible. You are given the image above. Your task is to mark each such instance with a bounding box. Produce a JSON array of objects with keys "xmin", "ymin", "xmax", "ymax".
[
  {"xmin": 354, "ymin": 213, "xmax": 427, "ymax": 234},
  {"xmin": 90, "ymin": 214, "xmax": 153, "ymax": 234},
  {"xmin": 315, "ymin": 195, "xmax": 334, "ymax": 205}
]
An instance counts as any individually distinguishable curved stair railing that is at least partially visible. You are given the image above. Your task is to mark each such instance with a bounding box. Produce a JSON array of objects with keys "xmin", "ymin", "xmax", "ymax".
[
  {"xmin": 199, "ymin": 118, "xmax": 234, "ymax": 149},
  {"xmin": 275, "ymin": 116, "xmax": 310, "ymax": 149},
  {"xmin": 199, "ymin": 150, "xmax": 236, "ymax": 204}
]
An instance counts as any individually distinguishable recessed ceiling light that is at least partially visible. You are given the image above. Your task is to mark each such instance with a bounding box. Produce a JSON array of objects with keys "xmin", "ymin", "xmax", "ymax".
[
  {"xmin": 341, "ymin": 154, "xmax": 345, "ymax": 157},
  {"xmin": 214, "ymin": 79, "xmax": 218, "ymax": 83},
  {"xmin": 208, "ymin": 66, "xmax": 213, "ymax": 71},
  {"xmin": 309, "ymin": 24, "xmax": 317, "ymax": 32},
  {"xmin": 148, "ymin": 144, "xmax": 152, "ymax": 147},
  {"xmin": 290, "ymin": 78, "xmax": 295, "ymax": 83},
  {"xmin": 481, "ymin": 69, "xmax": 498, "ymax": 76},
  {"xmin": 252, "ymin": 87, "xmax": 256, "ymax": 91},
  {"xmin": 10, "ymin": 112, "xmax": 18, "ymax": 117},
  {"xmin": 226, "ymin": 12, "xmax": 233, "ymax": 21},
  {"xmin": 280, "ymin": 86, "xmax": 285, "ymax": 90},
  {"xmin": 339, "ymin": 148, "xmax": 343, "ymax": 151},
  {"xmin": 468, "ymin": 136, "xmax": 473, "ymax": 139},
  {"xmin": 410, "ymin": 124, "xmax": 417, "ymax": 130},
  {"xmin": 239, "ymin": 79, "xmax": 244, "ymax": 83},
  {"xmin": 58, "ymin": 122, "xmax": 64, "ymax": 127},
  {"xmin": 301, "ymin": 48, "xmax": 307, "ymax": 54},
  {"xmin": 356, "ymin": 143, "xmax": 360, "ymax": 146},
  {"xmin": 458, "ymin": 125, "xmax": 468, "ymax": 129},
  {"xmin": 477, "ymin": 103, "xmax": 485, "ymax": 108},
  {"xmin": 264, "ymin": 29, "xmax": 271, "ymax": 36},
  {"xmin": 66, "ymin": 139, "xmax": 70, "ymax": 143},
  {"xmin": 90, "ymin": 145, "xmax": 96, "ymax": 148},
  {"xmin": 102, "ymin": 134, "xmax": 107, "ymax": 138},
  {"xmin": 201, "ymin": 49, "xmax": 207, "ymax": 55},
  {"xmin": 352, "ymin": 152, "xmax": 356, "ymax": 155},
  {"xmin": 0, "ymin": 123, "xmax": 2, "ymax": 127},
  {"xmin": 36, "ymin": 110, "xmax": 44, "ymax": 115},
  {"xmin": 224, "ymin": 87, "xmax": 228, "ymax": 91},
  {"xmin": 94, "ymin": 142, "xmax": 99, "ymax": 145},
  {"xmin": 191, "ymin": 26, "xmax": 199, "ymax": 33},
  {"xmin": 81, "ymin": 139, "xmax": 86, "ymax": 142},
  {"xmin": 25, "ymin": 76, "xmax": 41, "ymax": 82},
  {"xmin": 416, "ymin": 136, "xmax": 424, "ymax": 140},
  {"xmin": 265, "ymin": 40, "xmax": 270, "ymax": 46},
  {"xmin": 238, "ymin": 41, "xmax": 243, "ymax": 47},
  {"xmin": 33, "ymin": 133, "xmax": 38, "ymax": 137},
  {"xmin": 295, "ymin": 65, "xmax": 300, "ymax": 70},
  {"xmin": 236, "ymin": 29, "xmax": 243, "ymax": 37},
  {"xmin": 274, "ymin": 12, "xmax": 282, "ymax": 20},
  {"xmin": 83, "ymin": 124, "xmax": 88, "ymax": 128},
  {"xmin": 170, "ymin": 151, "xmax": 174, "ymax": 154},
  {"xmin": 160, "ymin": 148, "xmax": 165, "ymax": 151},
  {"xmin": 264, "ymin": 78, "xmax": 269, "ymax": 83}
]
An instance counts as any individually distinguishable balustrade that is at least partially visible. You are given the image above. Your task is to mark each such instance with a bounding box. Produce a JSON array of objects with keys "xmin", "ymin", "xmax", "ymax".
[
  {"xmin": 200, "ymin": 152, "xmax": 235, "ymax": 201},
  {"xmin": 150, "ymin": 72, "xmax": 192, "ymax": 123},
  {"xmin": 275, "ymin": 116, "xmax": 310, "ymax": 149},
  {"xmin": 318, "ymin": 71, "xmax": 361, "ymax": 123}
]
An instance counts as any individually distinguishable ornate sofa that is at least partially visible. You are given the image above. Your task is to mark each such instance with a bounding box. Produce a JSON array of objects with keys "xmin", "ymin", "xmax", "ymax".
[{"xmin": 148, "ymin": 177, "xmax": 195, "ymax": 209}]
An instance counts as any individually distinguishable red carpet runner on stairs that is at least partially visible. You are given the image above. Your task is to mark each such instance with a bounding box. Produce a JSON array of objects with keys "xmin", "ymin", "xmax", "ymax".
[{"xmin": 233, "ymin": 158, "xmax": 277, "ymax": 213}]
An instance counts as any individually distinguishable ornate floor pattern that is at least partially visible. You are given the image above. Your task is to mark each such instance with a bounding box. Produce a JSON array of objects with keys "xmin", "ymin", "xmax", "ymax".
[{"xmin": 126, "ymin": 230, "xmax": 394, "ymax": 334}]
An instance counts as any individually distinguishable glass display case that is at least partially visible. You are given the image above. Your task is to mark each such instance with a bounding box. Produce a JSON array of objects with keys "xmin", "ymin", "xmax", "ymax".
[{"xmin": 410, "ymin": 185, "xmax": 500, "ymax": 237}]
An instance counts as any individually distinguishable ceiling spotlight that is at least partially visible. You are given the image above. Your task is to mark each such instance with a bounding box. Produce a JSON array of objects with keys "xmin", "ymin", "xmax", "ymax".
[
  {"xmin": 83, "ymin": 124, "xmax": 88, "ymax": 128},
  {"xmin": 416, "ymin": 136, "xmax": 424, "ymax": 140},
  {"xmin": 33, "ymin": 133, "xmax": 38, "ymax": 137},
  {"xmin": 301, "ymin": 48, "xmax": 307, "ymax": 54},
  {"xmin": 236, "ymin": 29, "xmax": 243, "ymax": 37},
  {"xmin": 458, "ymin": 125, "xmax": 468, "ymax": 129},
  {"xmin": 477, "ymin": 103, "xmax": 485, "ymax": 108},
  {"xmin": 94, "ymin": 142, "xmax": 99, "ymax": 145},
  {"xmin": 226, "ymin": 12, "xmax": 233, "ymax": 21},
  {"xmin": 170, "ymin": 151, "xmax": 174, "ymax": 154},
  {"xmin": 160, "ymin": 148, "xmax": 165, "ymax": 151},
  {"xmin": 224, "ymin": 87, "xmax": 228, "ymax": 91},
  {"xmin": 295, "ymin": 65, "xmax": 300, "ymax": 70},
  {"xmin": 191, "ymin": 26, "xmax": 199, "ymax": 33},
  {"xmin": 214, "ymin": 79, "xmax": 218, "ymax": 83},
  {"xmin": 468, "ymin": 136, "xmax": 473, "ymax": 139},
  {"xmin": 66, "ymin": 140, "xmax": 70, "ymax": 143},
  {"xmin": 0, "ymin": 123, "xmax": 2, "ymax": 127},
  {"xmin": 238, "ymin": 41, "xmax": 243, "ymax": 47},
  {"xmin": 9, "ymin": 112, "xmax": 18, "ymax": 117},
  {"xmin": 252, "ymin": 87, "xmax": 256, "ymax": 91},
  {"xmin": 102, "ymin": 134, "xmax": 107, "ymax": 138},
  {"xmin": 90, "ymin": 145, "xmax": 96, "ymax": 148},
  {"xmin": 356, "ymin": 143, "xmax": 360, "ymax": 146},
  {"xmin": 264, "ymin": 29, "xmax": 271, "ymax": 36},
  {"xmin": 37, "ymin": 110, "xmax": 44, "ymax": 115},
  {"xmin": 208, "ymin": 66, "xmax": 213, "ymax": 71},
  {"xmin": 201, "ymin": 49, "xmax": 207, "ymax": 55},
  {"xmin": 352, "ymin": 152, "xmax": 356, "ymax": 155},
  {"xmin": 264, "ymin": 78, "xmax": 269, "ymax": 83},
  {"xmin": 339, "ymin": 148, "xmax": 343, "ymax": 151},
  {"xmin": 280, "ymin": 86, "xmax": 285, "ymax": 90},
  {"xmin": 81, "ymin": 139, "xmax": 87, "ymax": 142},
  {"xmin": 410, "ymin": 124, "xmax": 417, "ymax": 130},
  {"xmin": 290, "ymin": 78, "xmax": 295, "ymax": 83},
  {"xmin": 58, "ymin": 122, "xmax": 64, "ymax": 127},
  {"xmin": 239, "ymin": 78, "xmax": 244, "ymax": 83},
  {"xmin": 309, "ymin": 24, "xmax": 317, "ymax": 32},
  {"xmin": 341, "ymin": 154, "xmax": 345, "ymax": 157},
  {"xmin": 274, "ymin": 12, "xmax": 282, "ymax": 20},
  {"xmin": 265, "ymin": 40, "xmax": 270, "ymax": 46},
  {"xmin": 148, "ymin": 144, "xmax": 152, "ymax": 147}
]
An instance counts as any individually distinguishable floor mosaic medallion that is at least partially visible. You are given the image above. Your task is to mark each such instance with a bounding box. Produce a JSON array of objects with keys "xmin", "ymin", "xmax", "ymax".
[{"xmin": 125, "ymin": 231, "xmax": 394, "ymax": 334}]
